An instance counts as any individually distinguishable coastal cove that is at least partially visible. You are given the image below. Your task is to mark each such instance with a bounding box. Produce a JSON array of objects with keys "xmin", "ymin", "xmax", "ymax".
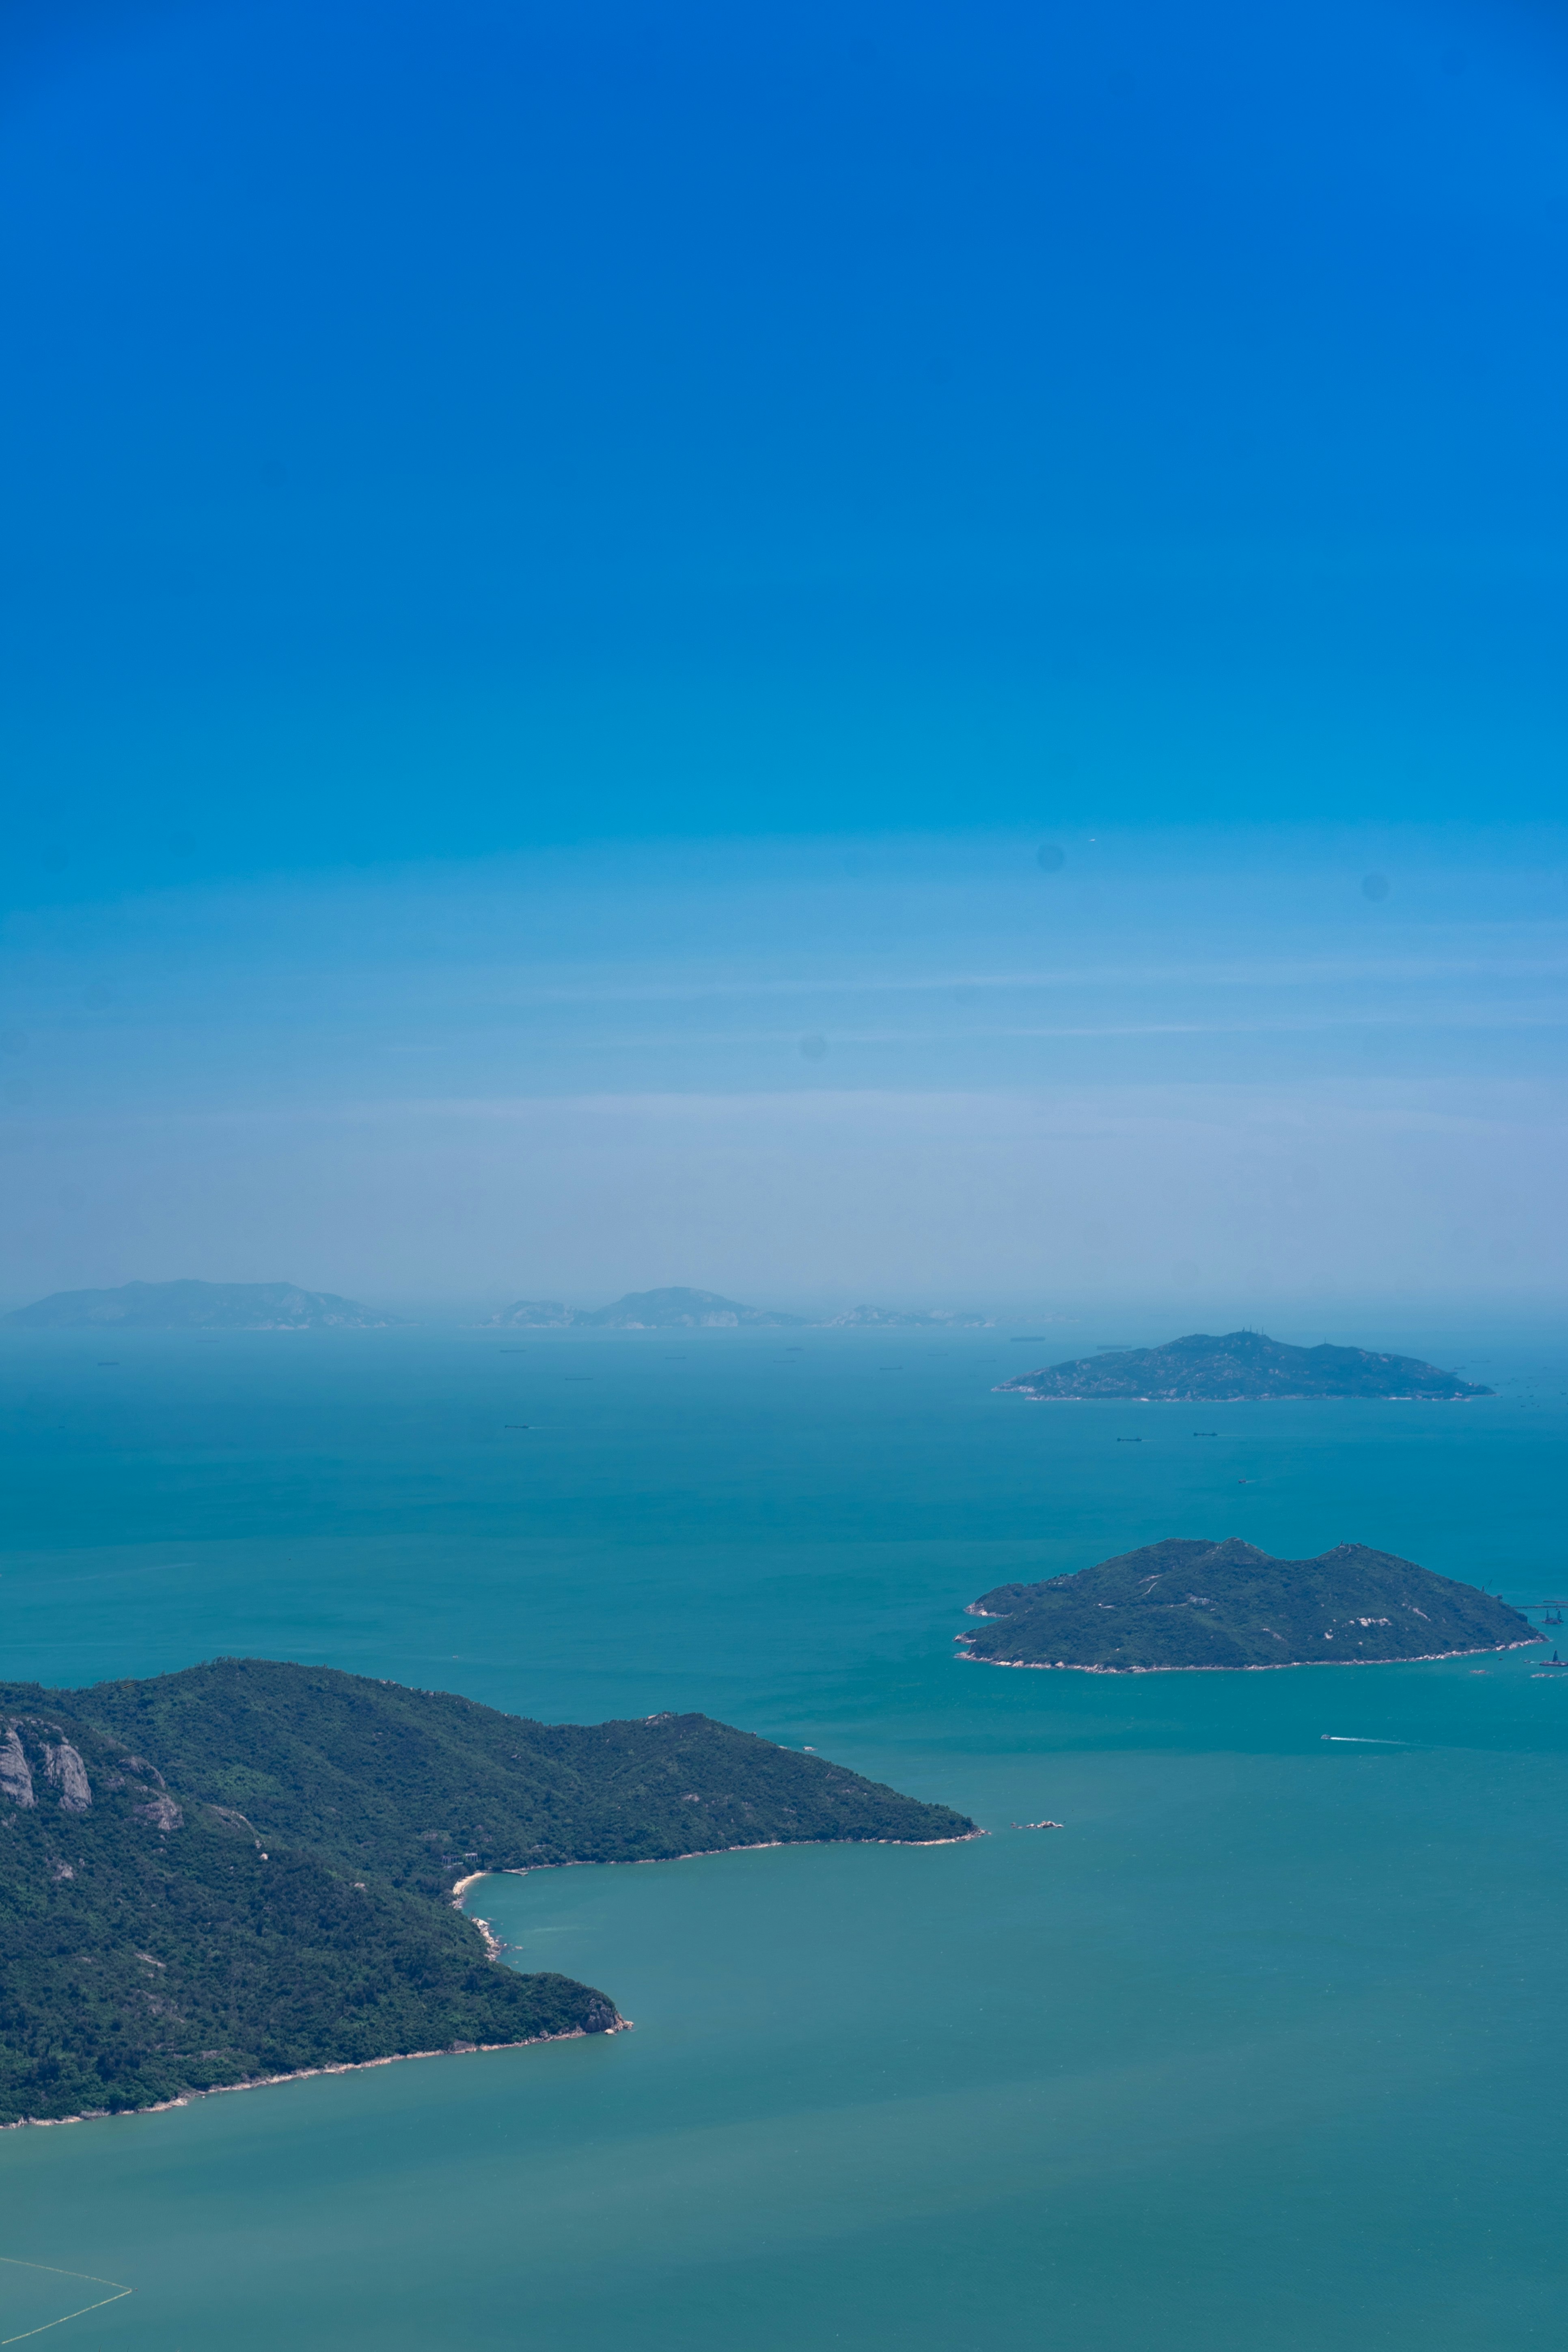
[{"xmin": 0, "ymin": 1322, "xmax": 1563, "ymax": 2349}]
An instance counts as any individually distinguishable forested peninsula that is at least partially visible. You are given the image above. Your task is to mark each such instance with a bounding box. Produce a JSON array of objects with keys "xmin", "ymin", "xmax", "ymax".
[
  {"xmin": 1, "ymin": 1661, "xmax": 973, "ymax": 2127},
  {"xmin": 999, "ymin": 1330, "xmax": 1491, "ymax": 1403},
  {"xmin": 958, "ymin": 1539, "xmax": 1536, "ymax": 1671}
]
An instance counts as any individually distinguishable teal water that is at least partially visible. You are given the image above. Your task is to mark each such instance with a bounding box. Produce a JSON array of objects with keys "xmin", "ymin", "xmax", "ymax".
[{"xmin": 0, "ymin": 1326, "xmax": 1564, "ymax": 2348}]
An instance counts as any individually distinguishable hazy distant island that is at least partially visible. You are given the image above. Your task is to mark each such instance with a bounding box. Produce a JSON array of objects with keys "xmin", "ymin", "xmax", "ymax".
[
  {"xmin": 957, "ymin": 1538, "xmax": 1536, "ymax": 1672},
  {"xmin": 3, "ymin": 1280, "xmax": 399, "ymax": 1332},
  {"xmin": 488, "ymin": 1286, "xmax": 993, "ymax": 1330},
  {"xmin": 817, "ymin": 1304, "xmax": 995, "ymax": 1329},
  {"xmin": 490, "ymin": 1286, "xmax": 805, "ymax": 1328},
  {"xmin": 0, "ymin": 1660, "xmax": 973, "ymax": 2127},
  {"xmin": 999, "ymin": 1330, "xmax": 1490, "ymax": 1403}
]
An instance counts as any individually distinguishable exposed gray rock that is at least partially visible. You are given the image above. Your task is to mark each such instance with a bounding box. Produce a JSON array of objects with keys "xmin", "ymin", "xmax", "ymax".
[
  {"xmin": 43, "ymin": 1741, "xmax": 93, "ymax": 1812},
  {"xmin": 0, "ymin": 1726, "xmax": 35, "ymax": 1807},
  {"xmin": 205, "ymin": 1803, "xmax": 257, "ymax": 1835},
  {"xmin": 135, "ymin": 1795, "xmax": 184, "ymax": 1832}
]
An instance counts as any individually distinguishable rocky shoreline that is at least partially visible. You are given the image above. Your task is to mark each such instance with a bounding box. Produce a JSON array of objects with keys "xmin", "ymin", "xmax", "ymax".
[{"xmin": 958, "ymin": 1636, "xmax": 1543, "ymax": 1673}]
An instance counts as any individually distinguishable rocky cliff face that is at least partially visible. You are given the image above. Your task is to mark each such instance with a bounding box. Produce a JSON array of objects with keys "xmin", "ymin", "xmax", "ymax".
[
  {"xmin": 2, "ymin": 1722, "xmax": 96, "ymax": 1812},
  {"xmin": 0, "ymin": 1725, "xmax": 35, "ymax": 1807},
  {"xmin": 43, "ymin": 1740, "xmax": 93, "ymax": 1812}
]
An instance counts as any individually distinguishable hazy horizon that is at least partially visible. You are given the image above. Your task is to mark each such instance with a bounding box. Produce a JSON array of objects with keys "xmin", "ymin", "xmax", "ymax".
[
  {"xmin": 3, "ymin": 1, "xmax": 1565, "ymax": 1327},
  {"xmin": 3, "ymin": 824, "xmax": 1563, "ymax": 1317}
]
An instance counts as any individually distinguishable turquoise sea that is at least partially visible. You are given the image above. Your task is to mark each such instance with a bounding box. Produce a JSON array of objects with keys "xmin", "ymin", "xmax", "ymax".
[{"xmin": 0, "ymin": 1323, "xmax": 1564, "ymax": 2349}]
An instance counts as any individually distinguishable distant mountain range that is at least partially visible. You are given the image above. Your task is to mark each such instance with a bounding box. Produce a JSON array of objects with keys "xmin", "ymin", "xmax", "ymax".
[
  {"xmin": 3, "ymin": 1279, "xmax": 996, "ymax": 1332},
  {"xmin": 817, "ymin": 1304, "xmax": 995, "ymax": 1329},
  {"xmin": 488, "ymin": 1287, "xmax": 804, "ymax": 1329},
  {"xmin": 958, "ymin": 1538, "xmax": 1533, "ymax": 1671},
  {"xmin": 999, "ymin": 1330, "xmax": 1490, "ymax": 1403},
  {"xmin": 2, "ymin": 1281, "xmax": 398, "ymax": 1332},
  {"xmin": 487, "ymin": 1287, "xmax": 995, "ymax": 1330}
]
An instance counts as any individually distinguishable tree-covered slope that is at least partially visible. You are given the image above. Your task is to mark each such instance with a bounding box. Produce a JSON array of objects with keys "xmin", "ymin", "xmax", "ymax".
[
  {"xmin": 958, "ymin": 1539, "xmax": 1536, "ymax": 1671},
  {"xmin": 999, "ymin": 1331, "xmax": 1491, "ymax": 1402},
  {"xmin": 68, "ymin": 1661, "xmax": 970, "ymax": 1885},
  {"xmin": 2, "ymin": 1664, "xmax": 973, "ymax": 2125}
]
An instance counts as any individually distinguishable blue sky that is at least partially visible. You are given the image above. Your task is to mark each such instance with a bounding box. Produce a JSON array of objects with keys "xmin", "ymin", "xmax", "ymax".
[{"xmin": 1, "ymin": 0, "xmax": 1564, "ymax": 1311}]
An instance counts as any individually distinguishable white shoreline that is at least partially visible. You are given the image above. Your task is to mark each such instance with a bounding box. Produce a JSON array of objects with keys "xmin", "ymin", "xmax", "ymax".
[
  {"xmin": 3, "ymin": 1830, "xmax": 979, "ymax": 2135},
  {"xmin": 450, "ymin": 1871, "xmax": 504, "ymax": 1957},
  {"xmin": 455, "ymin": 1826, "xmax": 985, "ymax": 1893},
  {"xmin": 0, "ymin": 2020, "xmax": 630, "ymax": 2134},
  {"xmin": 957, "ymin": 1636, "xmax": 1543, "ymax": 1673}
]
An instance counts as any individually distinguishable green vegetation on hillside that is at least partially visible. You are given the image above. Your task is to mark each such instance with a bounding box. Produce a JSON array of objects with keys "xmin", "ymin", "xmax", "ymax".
[
  {"xmin": 959, "ymin": 1538, "xmax": 1535, "ymax": 1671},
  {"xmin": 2, "ymin": 1663, "xmax": 973, "ymax": 2125},
  {"xmin": 999, "ymin": 1331, "xmax": 1491, "ymax": 1402}
]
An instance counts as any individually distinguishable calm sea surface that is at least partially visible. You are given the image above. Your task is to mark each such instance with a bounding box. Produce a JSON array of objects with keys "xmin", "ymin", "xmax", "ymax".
[{"xmin": 0, "ymin": 1323, "xmax": 1563, "ymax": 2349}]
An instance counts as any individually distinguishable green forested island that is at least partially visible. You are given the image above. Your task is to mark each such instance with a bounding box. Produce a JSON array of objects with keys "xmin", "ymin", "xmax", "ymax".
[
  {"xmin": 998, "ymin": 1330, "xmax": 1491, "ymax": 1403},
  {"xmin": 1, "ymin": 1661, "xmax": 973, "ymax": 2126},
  {"xmin": 958, "ymin": 1539, "xmax": 1536, "ymax": 1671}
]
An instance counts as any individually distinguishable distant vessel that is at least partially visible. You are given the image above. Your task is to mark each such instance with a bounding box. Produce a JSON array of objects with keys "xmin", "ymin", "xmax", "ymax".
[{"xmin": 1012, "ymin": 1819, "xmax": 1063, "ymax": 1830}]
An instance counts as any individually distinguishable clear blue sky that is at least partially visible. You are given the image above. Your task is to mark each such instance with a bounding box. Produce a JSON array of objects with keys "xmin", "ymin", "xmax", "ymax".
[{"xmin": 1, "ymin": 1, "xmax": 1564, "ymax": 1310}]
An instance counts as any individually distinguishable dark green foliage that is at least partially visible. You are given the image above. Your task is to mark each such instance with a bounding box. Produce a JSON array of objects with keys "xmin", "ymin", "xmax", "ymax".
[
  {"xmin": 1, "ymin": 1664, "xmax": 972, "ymax": 2125},
  {"xmin": 65, "ymin": 1662, "xmax": 971, "ymax": 1886},
  {"xmin": 960, "ymin": 1538, "xmax": 1537, "ymax": 1671},
  {"xmin": 999, "ymin": 1330, "xmax": 1492, "ymax": 1402}
]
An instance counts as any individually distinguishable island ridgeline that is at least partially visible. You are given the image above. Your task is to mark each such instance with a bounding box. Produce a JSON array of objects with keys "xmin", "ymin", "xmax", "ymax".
[
  {"xmin": 999, "ymin": 1330, "xmax": 1490, "ymax": 1403},
  {"xmin": 3, "ymin": 1280, "xmax": 398, "ymax": 1331},
  {"xmin": 958, "ymin": 1538, "xmax": 1535, "ymax": 1671}
]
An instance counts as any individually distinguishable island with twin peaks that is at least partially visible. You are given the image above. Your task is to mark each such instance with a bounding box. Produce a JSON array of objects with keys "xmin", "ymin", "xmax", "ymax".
[
  {"xmin": 957, "ymin": 1539, "xmax": 1536, "ymax": 1672},
  {"xmin": 999, "ymin": 1329, "xmax": 1490, "ymax": 1403},
  {"xmin": 0, "ymin": 1660, "xmax": 974, "ymax": 2127}
]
